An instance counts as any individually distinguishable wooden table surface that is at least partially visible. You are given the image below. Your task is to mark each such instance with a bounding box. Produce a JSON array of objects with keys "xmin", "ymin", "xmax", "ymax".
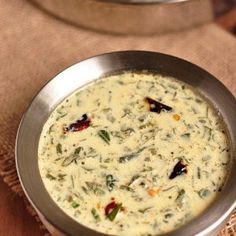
[{"xmin": 0, "ymin": 179, "xmax": 43, "ymax": 236}]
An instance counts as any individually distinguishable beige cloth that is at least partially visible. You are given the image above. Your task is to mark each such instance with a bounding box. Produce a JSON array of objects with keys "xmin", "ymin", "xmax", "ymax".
[{"xmin": 0, "ymin": 0, "xmax": 236, "ymax": 235}]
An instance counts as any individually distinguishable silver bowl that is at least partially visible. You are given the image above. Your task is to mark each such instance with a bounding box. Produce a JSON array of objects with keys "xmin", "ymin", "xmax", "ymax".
[
  {"xmin": 16, "ymin": 51, "xmax": 236, "ymax": 236},
  {"xmin": 30, "ymin": 0, "xmax": 213, "ymax": 35}
]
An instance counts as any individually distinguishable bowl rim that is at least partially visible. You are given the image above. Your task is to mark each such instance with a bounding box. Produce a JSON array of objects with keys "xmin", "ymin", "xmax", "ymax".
[
  {"xmin": 16, "ymin": 50, "xmax": 236, "ymax": 236},
  {"xmin": 95, "ymin": 0, "xmax": 190, "ymax": 5}
]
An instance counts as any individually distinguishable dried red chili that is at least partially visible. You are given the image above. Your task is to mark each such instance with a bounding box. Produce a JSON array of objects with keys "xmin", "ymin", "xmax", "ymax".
[
  {"xmin": 105, "ymin": 201, "xmax": 117, "ymax": 216},
  {"xmin": 169, "ymin": 160, "xmax": 187, "ymax": 179},
  {"xmin": 64, "ymin": 114, "xmax": 91, "ymax": 132},
  {"xmin": 145, "ymin": 97, "xmax": 172, "ymax": 113},
  {"xmin": 104, "ymin": 201, "xmax": 122, "ymax": 221}
]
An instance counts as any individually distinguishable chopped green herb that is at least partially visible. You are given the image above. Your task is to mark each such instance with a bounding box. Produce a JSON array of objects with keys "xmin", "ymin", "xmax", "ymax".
[
  {"xmin": 128, "ymin": 175, "xmax": 140, "ymax": 186},
  {"xmin": 152, "ymin": 175, "xmax": 158, "ymax": 185},
  {"xmin": 91, "ymin": 208, "xmax": 101, "ymax": 222},
  {"xmin": 139, "ymin": 122, "xmax": 154, "ymax": 129},
  {"xmin": 198, "ymin": 189, "xmax": 210, "ymax": 198},
  {"xmin": 71, "ymin": 201, "xmax": 80, "ymax": 208},
  {"xmin": 62, "ymin": 155, "xmax": 78, "ymax": 166},
  {"xmin": 199, "ymin": 119, "xmax": 206, "ymax": 124},
  {"xmin": 203, "ymin": 126, "xmax": 212, "ymax": 141},
  {"xmin": 195, "ymin": 98, "xmax": 203, "ymax": 103},
  {"xmin": 94, "ymin": 187, "xmax": 105, "ymax": 196},
  {"xmin": 71, "ymin": 175, "xmax": 74, "ymax": 188},
  {"xmin": 181, "ymin": 133, "xmax": 190, "ymax": 139},
  {"xmin": 120, "ymin": 185, "xmax": 134, "ymax": 192},
  {"xmin": 85, "ymin": 182, "xmax": 105, "ymax": 196},
  {"xmin": 104, "ymin": 158, "xmax": 111, "ymax": 163},
  {"xmin": 106, "ymin": 174, "xmax": 116, "ymax": 192},
  {"xmin": 81, "ymin": 166, "xmax": 94, "ymax": 171},
  {"xmin": 107, "ymin": 203, "xmax": 122, "ymax": 221},
  {"xmin": 175, "ymin": 189, "xmax": 185, "ymax": 207},
  {"xmin": 46, "ymin": 173, "xmax": 56, "ymax": 180},
  {"xmin": 99, "ymin": 164, "xmax": 108, "ymax": 169},
  {"xmin": 56, "ymin": 107, "xmax": 66, "ymax": 114},
  {"xmin": 164, "ymin": 213, "xmax": 174, "ymax": 219},
  {"xmin": 117, "ymin": 80, "xmax": 124, "ymax": 85},
  {"xmin": 121, "ymin": 108, "xmax": 131, "ymax": 118},
  {"xmin": 202, "ymin": 155, "xmax": 211, "ymax": 162},
  {"xmin": 121, "ymin": 127, "xmax": 135, "ymax": 136},
  {"xmin": 48, "ymin": 124, "xmax": 55, "ymax": 134},
  {"xmin": 56, "ymin": 113, "xmax": 67, "ymax": 121},
  {"xmin": 82, "ymin": 186, "xmax": 89, "ymax": 195},
  {"xmin": 168, "ymin": 84, "xmax": 178, "ymax": 90},
  {"xmin": 76, "ymin": 99, "xmax": 80, "ymax": 106},
  {"xmin": 66, "ymin": 195, "xmax": 73, "ymax": 202},
  {"xmin": 149, "ymin": 148, "xmax": 157, "ymax": 155},
  {"xmin": 191, "ymin": 106, "xmax": 197, "ymax": 114},
  {"xmin": 74, "ymin": 147, "xmax": 82, "ymax": 155},
  {"xmin": 61, "ymin": 147, "xmax": 82, "ymax": 166},
  {"xmin": 107, "ymin": 114, "xmax": 116, "ymax": 123},
  {"xmin": 197, "ymin": 167, "xmax": 201, "ymax": 179},
  {"xmin": 102, "ymin": 108, "xmax": 111, "ymax": 113},
  {"xmin": 98, "ymin": 130, "xmax": 110, "ymax": 145},
  {"xmin": 58, "ymin": 173, "xmax": 66, "ymax": 181},
  {"xmin": 138, "ymin": 207, "xmax": 152, "ymax": 213},
  {"xmin": 144, "ymin": 157, "xmax": 151, "ymax": 162},
  {"xmin": 142, "ymin": 166, "xmax": 153, "ymax": 172},
  {"xmin": 119, "ymin": 147, "xmax": 146, "ymax": 163},
  {"xmin": 56, "ymin": 143, "xmax": 62, "ymax": 154}
]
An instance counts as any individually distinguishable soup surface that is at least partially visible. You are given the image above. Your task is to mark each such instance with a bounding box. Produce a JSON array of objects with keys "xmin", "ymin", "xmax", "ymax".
[{"xmin": 38, "ymin": 72, "xmax": 230, "ymax": 236}]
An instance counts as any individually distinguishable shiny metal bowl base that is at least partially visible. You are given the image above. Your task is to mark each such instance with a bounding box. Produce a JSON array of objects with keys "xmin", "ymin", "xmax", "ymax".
[
  {"xmin": 16, "ymin": 51, "xmax": 236, "ymax": 236},
  {"xmin": 31, "ymin": 0, "xmax": 213, "ymax": 35}
]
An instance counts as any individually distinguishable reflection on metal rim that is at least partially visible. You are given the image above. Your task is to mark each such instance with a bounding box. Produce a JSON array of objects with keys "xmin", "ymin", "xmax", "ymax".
[
  {"xmin": 95, "ymin": 0, "xmax": 190, "ymax": 5},
  {"xmin": 31, "ymin": 0, "xmax": 213, "ymax": 35}
]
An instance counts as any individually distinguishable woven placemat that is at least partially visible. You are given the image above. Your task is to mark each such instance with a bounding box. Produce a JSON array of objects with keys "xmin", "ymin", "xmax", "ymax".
[{"xmin": 0, "ymin": 0, "xmax": 236, "ymax": 235}]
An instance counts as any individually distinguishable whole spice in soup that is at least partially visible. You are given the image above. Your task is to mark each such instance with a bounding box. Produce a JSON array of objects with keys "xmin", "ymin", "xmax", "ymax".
[
  {"xmin": 64, "ymin": 114, "xmax": 91, "ymax": 132},
  {"xmin": 169, "ymin": 160, "xmax": 188, "ymax": 179},
  {"xmin": 145, "ymin": 97, "xmax": 172, "ymax": 113}
]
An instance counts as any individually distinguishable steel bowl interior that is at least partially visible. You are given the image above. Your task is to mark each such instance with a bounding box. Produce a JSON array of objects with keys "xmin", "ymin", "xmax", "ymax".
[{"xmin": 16, "ymin": 51, "xmax": 236, "ymax": 236}]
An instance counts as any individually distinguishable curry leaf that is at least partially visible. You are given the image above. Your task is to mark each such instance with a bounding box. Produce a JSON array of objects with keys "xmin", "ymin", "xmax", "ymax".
[{"xmin": 98, "ymin": 130, "xmax": 110, "ymax": 145}]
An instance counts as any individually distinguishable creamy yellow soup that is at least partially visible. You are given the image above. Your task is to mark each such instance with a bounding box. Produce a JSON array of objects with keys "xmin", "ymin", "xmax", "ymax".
[{"xmin": 38, "ymin": 72, "xmax": 230, "ymax": 236}]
